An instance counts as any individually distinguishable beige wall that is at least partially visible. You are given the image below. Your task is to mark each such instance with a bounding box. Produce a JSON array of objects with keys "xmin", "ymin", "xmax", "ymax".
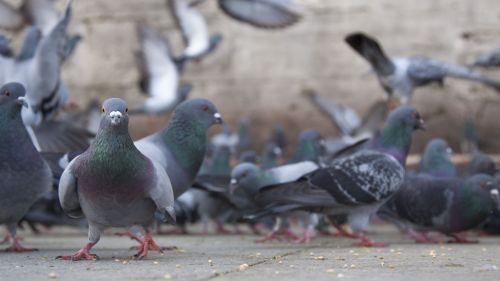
[{"xmin": 3, "ymin": 0, "xmax": 500, "ymax": 153}]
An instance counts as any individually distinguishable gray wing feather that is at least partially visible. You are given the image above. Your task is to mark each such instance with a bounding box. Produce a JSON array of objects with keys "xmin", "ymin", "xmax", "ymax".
[
  {"xmin": 148, "ymin": 161, "xmax": 176, "ymax": 222},
  {"xmin": 473, "ymin": 47, "xmax": 500, "ymax": 67},
  {"xmin": 218, "ymin": 0, "xmax": 300, "ymax": 29},
  {"xmin": 264, "ymin": 161, "xmax": 319, "ymax": 187},
  {"xmin": 58, "ymin": 156, "xmax": 83, "ymax": 218}
]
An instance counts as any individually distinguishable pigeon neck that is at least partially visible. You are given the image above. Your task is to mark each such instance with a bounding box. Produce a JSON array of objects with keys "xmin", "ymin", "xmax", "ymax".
[
  {"xmin": 162, "ymin": 114, "xmax": 207, "ymax": 179},
  {"xmin": 0, "ymin": 107, "xmax": 38, "ymax": 157},
  {"xmin": 375, "ymin": 122, "xmax": 413, "ymax": 166},
  {"xmin": 291, "ymin": 140, "xmax": 320, "ymax": 164}
]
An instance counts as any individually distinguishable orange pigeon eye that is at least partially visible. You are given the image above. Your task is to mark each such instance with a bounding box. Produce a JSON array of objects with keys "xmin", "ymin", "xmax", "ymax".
[{"xmin": 201, "ymin": 105, "xmax": 209, "ymax": 112}]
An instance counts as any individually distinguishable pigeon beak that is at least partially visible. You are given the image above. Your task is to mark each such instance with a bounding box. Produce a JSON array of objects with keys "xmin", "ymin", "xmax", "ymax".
[
  {"xmin": 163, "ymin": 206, "xmax": 176, "ymax": 225},
  {"xmin": 490, "ymin": 188, "xmax": 499, "ymax": 202},
  {"xmin": 416, "ymin": 118, "xmax": 426, "ymax": 130},
  {"xmin": 17, "ymin": 96, "xmax": 28, "ymax": 108},
  {"xmin": 109, "ymin": 111, "xmax": 122, "ymax": 125},
  {"xmin": 229, "ymin": 178, "xmax": 238, "ymax": 194},
  {"xmin": 214, "ymin": 112, "xmax": 223, "ymax": 124}
]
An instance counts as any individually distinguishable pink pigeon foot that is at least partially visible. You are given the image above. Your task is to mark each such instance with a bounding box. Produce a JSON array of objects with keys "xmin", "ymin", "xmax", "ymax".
[{"xmin": 56, "ymin": 243, "xmax": 97, "ymax": 261}]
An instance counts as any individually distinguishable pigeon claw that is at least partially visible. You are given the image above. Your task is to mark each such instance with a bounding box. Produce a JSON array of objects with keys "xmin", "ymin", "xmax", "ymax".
[
  {"xmin": 56, "ymin": 243, "xmax": 98, "ymax": 261},
  {"xmin": 4, "ymin": 237, "xmax": 37, "ymax": 252},
  {"xmin": 447, "ymin": 233, "xmax": 478, "ymax": 244},
  {"xmin": 354, "ymin": 236, "xmax": 387, "ymax": 248},
  {"xmin": 133, "ymin": 233, "xmax": 174, "ymax": 259},
  {"xmin": 333, "ymin": 225, "xmax": 360, "ymax": 239}
]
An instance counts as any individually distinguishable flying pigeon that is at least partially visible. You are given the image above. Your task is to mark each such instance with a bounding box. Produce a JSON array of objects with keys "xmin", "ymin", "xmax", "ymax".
[
  {"xmin": 472, "ymin": 46, "xmax": 500, "ymax": 68},
  {"xmin": 0, "ymin": 82, "xmax": 52, "ymax": 252},
  {"xmin": 57, "ymin": 98, "xmax": 176, "ymax": 260},
  {"xmin": 132, "ymin": 24, "xmax": 191, "ymax": 115},
  {"xmin": 218, "ymin": 0, "xmax": 301, "ymax": 29},
  {"xmin": 345, "ymin": 32, "xmax": 500, "ymax": 104},
  {"xmin": 168, "ymin": 0, "xmax": 223, "ymax": 62}
]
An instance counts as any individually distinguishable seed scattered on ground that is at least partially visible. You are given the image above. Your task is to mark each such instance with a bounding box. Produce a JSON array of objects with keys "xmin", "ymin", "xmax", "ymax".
[
  {"xmin": 239, "ymin": 263, "xmax": 249, "ymax": 271},
  {"xmin": 48, "ymin": 272, "xmax": 56, "ymax": 279}
]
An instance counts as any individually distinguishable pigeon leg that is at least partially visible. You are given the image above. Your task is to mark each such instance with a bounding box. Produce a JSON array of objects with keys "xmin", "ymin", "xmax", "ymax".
[
  {"xmin": 4, "ymin": 224, "xmax": 37, "ymax": 252},
  {"xmin": 353, "ymin": 234, "xmax": 386, "ymax": 247},
  {"xmin": 447, "ymin": 233, "xmax": 478, "ymax": 244},
  {"xmin": 134, "ymin": 230, "xmax": 176, "ymax": 258},
  {"xmin": 294, "ymin": 225, "xmax": 316, "ymax": 243},
  {"xmin": 56, "ymin": 243, "xmax": 98, "ymax": 261},
  {"xmin": 215, "ymin": 221, "xmax": 232, "ymax": 235},
  {"xmin": 332, "ymin": 224, "xmax": 359, "ymax": 239},
  {"xmin": 0, "ymin": 234, "xmax": 10, "ymax": 244},
  {"xmin": 255, "ymin": 230, "xmax": 282, "ymax": 243},
  {"xmin": 407, "ymin": 229, "xmax": 438, "ymax": 244},
  {"xmin": 115, "ymin": 231, "xmax": 142, "ymax": 243}
]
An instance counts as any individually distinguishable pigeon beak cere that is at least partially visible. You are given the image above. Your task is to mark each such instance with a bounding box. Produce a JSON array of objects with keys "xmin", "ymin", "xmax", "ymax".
[
  {"xmin": 214, "ymin": 112, "xmax": 223, "ymax": 124},
  {"xmin": 17, "ymin": 96, "xmax": 28, "ymax": 108},
  {"xmin": 229, "ymin": 178, "xmax": 238, "ymax": 194},
  {"xmin": 109, "ymin": 111, "xmax": 122, "ymax": 125},
  {"xmin": 490, "ymin": 188, "xmax": 499, "ymax": 201}
]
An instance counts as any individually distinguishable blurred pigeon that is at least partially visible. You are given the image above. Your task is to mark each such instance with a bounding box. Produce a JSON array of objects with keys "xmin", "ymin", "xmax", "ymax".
[
  {"xmin": 16, "ymin": 26, "xmax": 43, "ymax": 62},
  {"xmin": 211, "ymin": 124, "xmax": 238, "ymax": 149},
  {"xmin": 0, "ymin": 82, "xmax": 52, "ymax": 251},
  {"xmin": 0, "ymin": 0, "xmax": 24, "ymax": 30},
  {"xmin": 481, "ymin": 176, "xmax": 500, "ymax": 235},
  {"xmin": 57, "ymin": 98, "xmax": 176, "ymax": 260},
  {"xmin": 417, "ymin": 138, "xmax": 457, "ymax": 178},
  {"xmin": 472, "ymin": 46, "xmax": 500, "ymax": 68},
  {"xmin": 268, "ymin": 124, "xmax": 286, "ymax": 152},
  {"xmin": 218, "ymin": 0, "xmax": 301, "ymax": 29},
  {"xmin": 236, "ymin": 117, "xmax": 251, "ymax": 153},
  {"xmin": 287, "ymin": 129, "xmax": 324, "ymax": 164},
  {"xmin": 132, "ymin": 24, "xmax": 191, "ymax": 115},
  {"xmin": 243, "ymin": 106, "xmax": 425, "ymax": 246},
  {"xmin": 134, "ymin": 98, "xmax": 223, "ymax": 198},
  {"xmin": 380, "ymin": 174, "xmax": 497, "ymax": 243},
  {"xmin": 345, "ymin": 32, "xmax": 500, "ymax": 104},
  {"xmin": 261, "ymin": 142, "xmax": 282, "ymax": 169},
  {"xmin": 230, "ymin": 161, "xmax": 320, "ymax": 242},
  {"xmin": 239, "ymin": 150, "xmax": 258, "ymax": 164},
  {"xmin": 463, "ymin": 150, "xmax": 498, "ymax": 177},
  {"xmin": 168, "ymin": 0, "xmax": 222, "ymax": 62}
]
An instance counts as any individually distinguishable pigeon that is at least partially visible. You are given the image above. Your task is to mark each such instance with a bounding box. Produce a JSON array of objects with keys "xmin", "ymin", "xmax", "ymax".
[
  {"xmin": 261, "ymin": 142, "xmax": 282, "ymax": 169},
  {"xmin": 211, "ymin": 125, "xmax": 239, "ymax": 149},
  {"xmin": 472, "ymin": 46, "xmax": 500, "ymax": 68},
  {"xmin": 0, "ymin": 82, "xmax": 52, "ymax": 252},
  {"xmin": 218, "ymin": 0, "xmax": 301, "ymax": 29},
  {"xmin": 230, "ymin": 161, "xmax": 320, "ymax": 242},
  {"xmin": 463, "ymin": 150, "xmax": 498, "ymax": 177},
  {"xmin": 239, "ymin": 150, "xmax": 259, "ymax": 164},
  {"xmin": 417, "ymin": 138, "xmax": 457, "ymax": 178},
  {"xmin": 134, "ymin": 98, "xmax": 223, "ymax": 198},
  {"xmin": 268, "ymin": 124, "xmax": 286, "ymax": 152},
  {"xmin": 236, "ymin": 117, "xmax": 251, "ymax": 153},
  {"xmin": 345, "ymin": 32, "xmax": 500, "ymax": 104},
  {"xmin": 237, "ymin": 106, "xmax": 425, "ymax": 246},
  {"xmin": 287, "ymin": 129, "xmax": 324, "ymax": 164},
  {"xmin": 168, "ymin": 0, "xmax": 223, "ymax": 62},
  {"xmin": 481, "ymin": 175, "xmax": 500, "ymax": 235},
  {"xmin": 57, "ymin": 98, "xmax": 176, "ymax": 260},
  {"xmin": 381, "ymin": 174, "xmax": 497, "ymax": 243},
  {"xmin": 132, "ymin": 24, "xmax": 191, "ymax": 115}
]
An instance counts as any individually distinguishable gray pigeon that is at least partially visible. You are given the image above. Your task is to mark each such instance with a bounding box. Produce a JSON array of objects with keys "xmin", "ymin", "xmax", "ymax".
[
  {"xmin": 168, "ymin": 0, "xmax": 223, "ymax": 62},
  {"xmin": 235, "ymin": 106, "xmax": 425, "ymax": 246},
  {"xmin": 132, "ymin": 24, "xmax": 191, "ymax": 115},
  {"xmin": 463, "ymin": 150, "xmax": 498, "ymax": 177},
  {"xmin": 380, "ymin": 174, "xmax": 497, "ymax": 243},
  {"xmin": 345, "ymin": 32, "xmax": 500, "ymax": 104},
  {"xmin": 472, "ymin": 46, "xmax": 500, "ymax": 68},
  {"xmin": 134, "ymin": 98, "xmax": 223, "ymax": 198},
  {"xmin": 0, "ymin": 82, "xmax": 52, "ymax": 252},
  {"xmin": 0, "ymin": 34, "xmax": 13, "ymax": 57},
  {"xmin": 417, "ymin": 138, "xmax": 457, "ymax": 178},
  {"xmin": 218, "ymin": 0, "xmax": 301, "ymax": 29},
  {"xmin": 57, "ymin": 98, "xmax": 176, "ymax": 260}
]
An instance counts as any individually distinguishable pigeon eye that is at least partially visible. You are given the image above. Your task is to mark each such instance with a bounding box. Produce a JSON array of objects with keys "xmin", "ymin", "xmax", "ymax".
[
  {"xmin": 101, "ymin": 108, "xmax": 105, "ymax": 113},
  {"xmin": 125, "ymin": 108, "xmax": 128, "ymax": 113},
  {"xmin": 4, "ymin": 91, "xmax": 10, "ymax": 97},
  {"xmin": 201, "ymin": 105, "xmax": 209, "ymax": 112}
]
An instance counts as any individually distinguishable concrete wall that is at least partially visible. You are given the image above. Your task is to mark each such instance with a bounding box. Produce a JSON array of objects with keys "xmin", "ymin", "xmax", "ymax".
[{"xmin": 3, "ymin": 0, "xmax": 500, "ymax": 154}]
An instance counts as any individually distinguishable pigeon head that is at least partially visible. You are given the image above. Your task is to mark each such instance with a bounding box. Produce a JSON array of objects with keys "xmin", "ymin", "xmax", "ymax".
[
  {"xmin": 465, "ymin": 174, "xmax": 498, "ymax": 204},
  {"xmin": 239, "ymin": 150, "xmax": 259, "ymax": 164},
  {"xmin": 230, "ymin": 163, "xmax": 262, "ymax": 195},
  {"xmin": 0, "ymin": 82, "xmax": 28, "ymax": 116},
  {"xmin": 419, "ymin": 138, "xmax": 457, "ymax": 178},
  {"xmin": 466, "ymin": 152, "xmax": 498, "ymax": 177},
  {"xmin": 171, "ymin": 98, "xmax": 222, "ymax": 129},
  {"xmin": 100, "ymin": 98, "xmax": 129, "ymax": 130},
  {"xmin": 376, "ymin": 106, "xmax": 424, "ymax": 166}
]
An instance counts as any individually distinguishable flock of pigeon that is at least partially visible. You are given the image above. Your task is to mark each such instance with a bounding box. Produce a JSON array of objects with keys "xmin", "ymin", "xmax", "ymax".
[{"xmin": 0, "ymin": 0, "xmax": 499, "ymax": 262}]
